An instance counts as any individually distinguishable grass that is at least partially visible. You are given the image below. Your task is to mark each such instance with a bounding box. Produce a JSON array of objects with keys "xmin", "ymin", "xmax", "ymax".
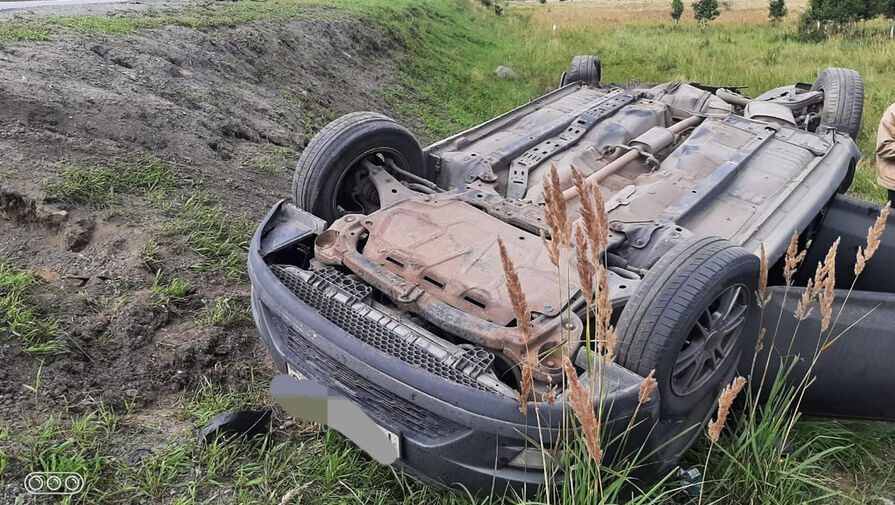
[
  {"xmin": 0, "ymin": 25, "xmax": 50, "ymax": 42},
  {"xmin": 0, "ymin": 255, "xmax": 64, "ymax": 354},
  {"xmin": 241, "ymin": 143, "xmax": 299, "ymax": 175},
  {"xmin": 196, "ymin": 296, "xmax": 251, "ymax": 328},
  {"xmin": 159, "ymin": 192, "xmax": 253, "ymax": 280},
  {"xmin": 0, "ymin": 3, "xmax": 340, "ymax": 42},
  {"xmin": 149, "ymin": 272, "xmax": 192, "ymax": 314},
  {"xmin": 44, "ymin": 158, "xmax": 177, "ymax": 207},
  {"xmin": 1, "ymin": 372, "xmax": 471, "ymax": 505}
]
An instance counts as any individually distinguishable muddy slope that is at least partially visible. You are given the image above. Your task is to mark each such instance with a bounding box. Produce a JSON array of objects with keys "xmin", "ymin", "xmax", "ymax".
[{"xmin": 0, "ymin": 12, "xmax": 410, "ymax": 415}]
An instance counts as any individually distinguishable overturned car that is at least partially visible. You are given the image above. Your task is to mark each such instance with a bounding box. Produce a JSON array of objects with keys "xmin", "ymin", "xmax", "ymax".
[{"xmin": 249, "ymin": 56, "xmax": 891, "ymax": 494}]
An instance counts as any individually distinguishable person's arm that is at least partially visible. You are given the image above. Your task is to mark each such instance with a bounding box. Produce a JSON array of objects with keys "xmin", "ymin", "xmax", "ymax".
[{"xmin": 878, "ymin": 107, "xmax": 895, "ymax": 159}]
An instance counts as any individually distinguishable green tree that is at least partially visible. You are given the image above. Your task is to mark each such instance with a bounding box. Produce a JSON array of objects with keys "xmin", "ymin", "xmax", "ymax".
[
  {"xmin": 823, "ymin": 0, "xmax": 865, "ymax": 24},
  {"xmin": 692, "ymin": 0, "xmax": 720, "ymax": 29},
  {"xmin": 769, "ymin": 0, "xmax": 787, "ymax": 22},
  {"xmin": 671, "ymin": 0, "xmax": 685, "ymax": 25},
  {"xmin": 882, "ymin": 0, "xmax": 895, "ymax": 37}
]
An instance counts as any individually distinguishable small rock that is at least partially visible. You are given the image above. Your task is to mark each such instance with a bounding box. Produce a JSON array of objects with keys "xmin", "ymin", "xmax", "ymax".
[
  {"xmin": 495, "ymin": 65, "xmax": 518, "ymax": 80},
  {"xmin": 36, "ymin": 205, "xmax": 68, "ymax": 225},
  {"xmin": 64, "ymin": 223, "xmax": 92, "ymax": 252},
  {"xmin": 28, "ymin": 267, "xmax": 60, "ymax": 283}
]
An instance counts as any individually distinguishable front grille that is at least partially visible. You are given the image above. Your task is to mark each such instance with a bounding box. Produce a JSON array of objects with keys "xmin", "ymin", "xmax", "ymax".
[
  {"xmin": 268, "ymin": 314, "xmax": 463, "ymax": 439},
  {"xmin": 270, "ymin": 265, "xmax": 494, "ymax": 392}
]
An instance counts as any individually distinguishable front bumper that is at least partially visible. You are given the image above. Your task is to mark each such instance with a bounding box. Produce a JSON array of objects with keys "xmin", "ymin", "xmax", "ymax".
[{"xmin": 248, "ymin": 201, "xmax": 660, "ymax": 495}]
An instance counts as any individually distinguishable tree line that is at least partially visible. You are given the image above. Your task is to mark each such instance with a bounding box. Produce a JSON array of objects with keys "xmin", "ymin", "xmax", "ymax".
[{"xmin": 669, "ymin": 0, "xmax": 895, "ymax": 35}]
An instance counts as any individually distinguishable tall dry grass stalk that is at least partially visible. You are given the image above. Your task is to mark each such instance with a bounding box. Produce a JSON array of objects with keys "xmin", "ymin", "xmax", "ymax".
[
  {"xmin": 756, "ymin": 243, "xmax": 769, "ymax": 307},
  {"xmin": 571, "ymin": 166, "xmax": 608, "ymax": 262},
  {"xmin": 822, "ymin": 203, "xmax": 890, "ymax": 352},
  {"xmin": 638, "ymin": 369, "xmax": 658, "ymax": 404},
  {"xmin": 563, "ymin": 357, "xmax": 602, "ymax": 465},
  {"xmin": 498, "ymin": 237, "xmax": 534, "ymax": 413},
  {"xmin": 542, "ymin": 164, "xmax": 572, "ymax": 267},
  {"xmin": 707, "ymin": 376, "xmax": 747, "ymax": 443},
  {"xmin": 793, "ymin": 277, "xmax": 816, "ymax": 321},
  {"xmin": 594, "ymin": 267, "xmax": 617, "ymax": 362},
  {"xmin": 700, "ymin": 376, "xmax": 747, "ymax": 505},
  {"xmin": 784, "ymin": 232, "xmax": 806, "ymax": 286},
  {"xmin": 574, "ymin": 224, "xmax": 594, "ymax": 306},
  {"xmin": 817, "ymin": 237, "xmax": 840, "ymax": 332},
  {"xmin": 854, "ymin": 201, "xmax": 890, "ymax": 276}
]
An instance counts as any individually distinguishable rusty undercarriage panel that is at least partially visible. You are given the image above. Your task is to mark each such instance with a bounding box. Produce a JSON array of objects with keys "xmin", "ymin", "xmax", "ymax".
[
  {"xmin": 361, "ymin": 196, "xmax": 576, "ymax": 325},
  {"xmin": 313, "ymin": 195, "xmax": 584, "ymax": 380}
]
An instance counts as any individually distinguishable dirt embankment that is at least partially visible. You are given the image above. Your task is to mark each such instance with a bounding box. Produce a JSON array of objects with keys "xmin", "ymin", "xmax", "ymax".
[{"xmin": 0, "ymin": 12, "xmax": 410, "ymax": 416}]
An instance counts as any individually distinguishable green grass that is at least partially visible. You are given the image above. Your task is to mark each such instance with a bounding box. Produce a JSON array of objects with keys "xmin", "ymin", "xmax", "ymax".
[
  {"xmin": 160, "ymin": 192, "xmax": 253, "ymax": 280},
  {"xmin": 241, "ymin": 143, "xmax": 299, "ymax": 175},
  {"xmin": 196, "ymin": 296, "xmax": 251, "ymax": 328},
  {"xmin": 149, "ymin": 272, "xmax": 192, "ymax": 314},
  {"xmin": 138, "ymin": 239, "xmax": 164, "ymax": 273},
  {"xmin": 2, "ymin": 374, "xmax": 473, "ymax": 505},
  {"xmin": 0, "ymin": 2, "xmax": 339, "ymax": 41},
  {"xmin": 0, "ymin": 256, "xmax": 64, "ymax": 354},
  {"xmin": 44, "ymin": 158, "xmax": 177, "ymax": 207},
  {"xmin": 0, "ymin": 25, "xmax": 51, "ymax": 42}
]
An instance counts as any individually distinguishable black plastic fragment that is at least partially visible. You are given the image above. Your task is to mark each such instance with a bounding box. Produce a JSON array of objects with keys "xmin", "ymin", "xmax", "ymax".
[{"xmin": 197, "ymin": 409, "xmax": 272, "ymax": 445}]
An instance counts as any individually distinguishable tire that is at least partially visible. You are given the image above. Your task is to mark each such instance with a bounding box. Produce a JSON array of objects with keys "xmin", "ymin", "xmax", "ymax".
[
  {"xmin": 615, "ymin": 236, "xmax": 758, "ymax": 418},
  {"xmin": 811, "ymin": 67, "xmax": 864, "ymax": 141},
  {"xmin": 561, "ymin": 55, "xmax": 601, "ymax": 87},
  {"xmin": 293, "ymin": 112, "xmax": 430, "ymax": 224}
]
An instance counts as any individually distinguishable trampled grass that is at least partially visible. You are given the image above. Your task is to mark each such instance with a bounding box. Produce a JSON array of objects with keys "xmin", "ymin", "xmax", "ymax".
[
  {"xmin": 0, "ymin": 256, "xmax": 64, "ymax": 354},
  {"xmin": 44, "ymin": 158, "xmax": 177, "ymax": 207},
  {"xmin": 159, "ymin": 192, "xmax": 253, "ymax": 280}
]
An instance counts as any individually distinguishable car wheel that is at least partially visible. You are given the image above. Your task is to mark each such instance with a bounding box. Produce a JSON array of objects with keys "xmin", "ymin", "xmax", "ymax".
[
  {"xmin": 811, "ymin": 67, "xmax": 864, "ymax": 141},
  {"xmin": 293, "ymin": 112, "xmax": 429, "ymax": 224},
  {"xmin": 615, "ymin": 236, "xmax": 758, "ymax": 418},
  {"xmin": 561, "ymin": 55, "xmax": 601, "ymax": 87}
]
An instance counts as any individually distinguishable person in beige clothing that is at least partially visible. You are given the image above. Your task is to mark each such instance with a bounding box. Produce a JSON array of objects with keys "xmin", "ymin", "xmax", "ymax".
[{"xmin": 878, "ymin": 103, "xmax": 895, "ymax": 203}]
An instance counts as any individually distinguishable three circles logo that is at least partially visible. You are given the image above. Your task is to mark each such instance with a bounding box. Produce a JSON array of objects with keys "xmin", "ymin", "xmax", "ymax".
[{"xmin": 24, "ymin": 472, "xmax": 85, "ymax": 495}]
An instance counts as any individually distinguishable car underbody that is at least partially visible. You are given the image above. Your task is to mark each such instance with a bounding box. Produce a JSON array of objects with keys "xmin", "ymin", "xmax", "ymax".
[
  {"xmin": 302, "ymin": 75, "xmax": 857, "ymax": 387},
  {"xmin": 250, "ymin": 58, "xmax": 881, "ymax": 493}
]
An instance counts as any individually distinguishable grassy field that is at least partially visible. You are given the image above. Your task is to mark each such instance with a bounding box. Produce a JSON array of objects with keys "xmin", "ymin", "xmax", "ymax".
[{"xmin": 2, "ymin": 1, "xmax": 895, "ymax": 504}]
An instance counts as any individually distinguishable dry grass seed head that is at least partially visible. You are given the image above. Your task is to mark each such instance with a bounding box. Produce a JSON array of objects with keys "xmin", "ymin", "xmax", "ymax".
[
  {"xmin": 571, "ymin": 165, "xmax": 608, "ymax": 258},
  {"xmin": 549, "ymin": 164, "xmax": 571, "ymax": 245},
  {"xmin": 543, "ymin": 164, "xmax": 571, "ymax": 250},
  {"xmin": 574, "ymin": 224, "xmax": 594, "ymax": 305},
  {"xmin": 794, "ymin": 278, "xmax": 815, "ymax": 321},
  {"xmin": 540, "ymin": 229, "xmax": 560, "ymax": 268},
  {"xmin": 818, "ymin": 238, "xmax": 840, "ymax": 332},
  {"xmin": 498, "ymin": 237, "xmax": 531, "ymax": 339},
  {"xmin": 499, "ymin": 237, "xmax": 538, "ymax": 413},
  {"xmin": 638, "ymin": 369, "xmax": 658, "ymax": 404},
  {"xmin": 784, "ymin": 232, "xmax": 806, "ymax": 285},
  {"xmin": 754, "ymin": 327, "xmax": 767, "ymax": 354},
  {"xmin": 563, "ymin": 357, "xmax": 602, "ymax": 464},
  {"xmin": 593, "ymin": 265, "xmax": 616, "ymax": 361},
  {"xmin": 855, "ymin": 202, "xmax": 890, "ymax": 276},
  {"xmin": 707, "ymin": 376, "xmax": 747, "ymax": 442},
  {"xmin": 515, "ymin": 361, "xmax": 533, "ymax": 414},
  {"xmin": 757, "ymin": 243, "xmax": 769, "ymax": 307},
  {"xmin": 589, "ymin": 180, "xmax": 609, "ymax": 259}
]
